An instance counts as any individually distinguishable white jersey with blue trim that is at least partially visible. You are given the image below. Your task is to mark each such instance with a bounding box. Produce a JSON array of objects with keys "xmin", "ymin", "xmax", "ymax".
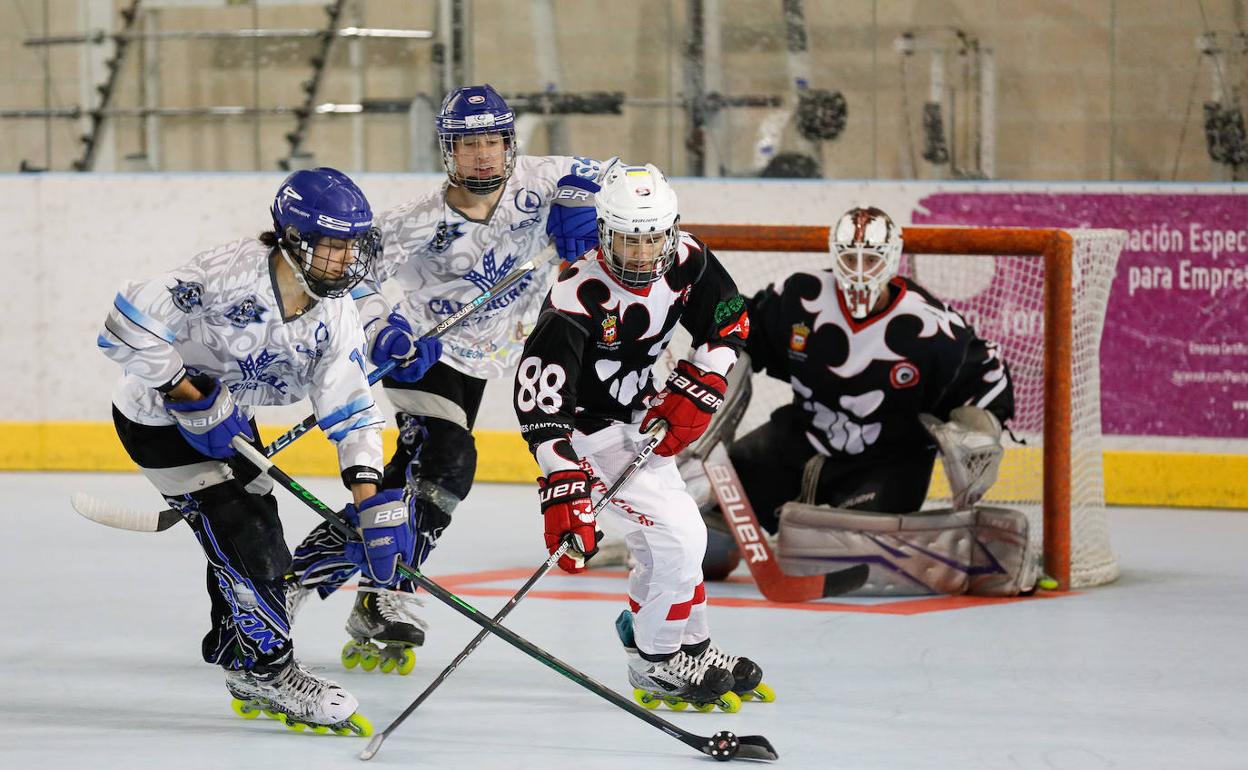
[
  {"xmin": 358, "ymin": 154, "xmax": 601, "ymax": 380},
  {"xmin": 99, "ymin": 237, "xmax": 385, "ymax": 473}
]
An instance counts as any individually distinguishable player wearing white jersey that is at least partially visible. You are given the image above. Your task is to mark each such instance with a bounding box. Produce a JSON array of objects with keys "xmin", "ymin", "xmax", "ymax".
[
  {"xmin": 99, "ymin": 168, "xmax": 439, "ymax": 735},
  {"xmin": 515, "ymin": 161, "xmax": 770, "ymax": 713},
  {"xmin": 288, "ymin": 85, "xmax": 604, "ymax": 668}
]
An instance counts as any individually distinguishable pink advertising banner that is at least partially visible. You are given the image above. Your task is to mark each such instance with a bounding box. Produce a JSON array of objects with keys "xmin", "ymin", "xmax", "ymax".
[{"xmin": 910, "ymin": 192, "xmax": 1248, "ymax": 439}]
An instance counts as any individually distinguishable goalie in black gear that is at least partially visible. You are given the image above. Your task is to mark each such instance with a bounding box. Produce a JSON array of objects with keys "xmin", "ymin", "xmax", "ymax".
[{"xmin": 688, "ymin": 207, "xmax": 1033, "ymax": 595}]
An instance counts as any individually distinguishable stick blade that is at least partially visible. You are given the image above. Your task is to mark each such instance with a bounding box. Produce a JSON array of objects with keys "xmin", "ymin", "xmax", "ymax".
[
  {"xmin": 822, "ymin": 563, "xmax": 870, "ymax": 597},
  {"xmin": 69, "ymin": 492, "xmax": 178, "ymax": 533},
  {"xmin": 358, "ymin": 732, "xmax": 386, "ymax": 761},
  {"xmin": 735, "ymin": 734, "xmax": 780, "ymax": 761}
]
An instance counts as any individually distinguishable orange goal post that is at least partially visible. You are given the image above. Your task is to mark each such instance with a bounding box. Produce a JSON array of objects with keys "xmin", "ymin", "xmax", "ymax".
[{"xmin": 680, "ymin": 224, "xmax": 1128, "ymax": 590}]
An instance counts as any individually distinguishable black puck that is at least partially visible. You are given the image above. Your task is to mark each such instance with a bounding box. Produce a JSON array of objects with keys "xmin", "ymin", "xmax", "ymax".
[{"xmin": 708, "ymin": 730, "xmax": 739, "ymax": 761}]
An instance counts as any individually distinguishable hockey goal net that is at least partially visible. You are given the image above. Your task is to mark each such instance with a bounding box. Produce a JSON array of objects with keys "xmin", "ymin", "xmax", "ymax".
[{"xmin": 678, "ymin": 224, "xmax": 1127, "ymax": 590}]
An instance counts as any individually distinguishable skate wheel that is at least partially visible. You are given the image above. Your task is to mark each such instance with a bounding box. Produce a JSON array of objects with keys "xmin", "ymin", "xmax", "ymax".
[
  {"xmin": 379, "ymin": 656, "xmax": 396, "ymax": 674},
  {"xmin": 633, "ymin": 689, "xmax": 662, "ymax": 710},
  {"xmin": 358, "ymin": 644, "xmax": 381, "ymax": 672},
  {"xmin": 396, "ymin": 647, "xmax": 416, "ymax": 676},
  {"xmin": 717, "ymin": 692, "xmax": 743, "ymax": 713},
  {"xmin": 230, "ymin": 698, "xmax": 260, "ymax": 719},
  {"xmin": 343, "ymin": 713, "xmax": 373, "ymax": 737},
  {"xmin": 694, "ymin": 702, "xmax": 716, "ymax": 713},
  {"xmin": 285, "ymin": 719, "xmax": 307, "ymax": 732},
  {"xmin": 263, "ymin": 709, "xmax": 283, "ymax": 721},
  {"xmin": 341, "ymin": 641, "xmax": 361, "ymax": 669},
  {"xmin": 311, "ymin": 725, "xmax": 331, "ymax": 735},
  {"xmin": 747, "ymin": 682, "xmax": 776, "ymax": 703},
  {"xmin": 662, "ymin": 697, "xmax": 688, "ymax": 711}
]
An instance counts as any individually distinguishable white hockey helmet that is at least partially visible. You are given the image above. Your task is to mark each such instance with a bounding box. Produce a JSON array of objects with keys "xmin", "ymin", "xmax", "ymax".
[
  {"xmin": 829, "ymin": 206, "xmax": 903, "ymax": 318},
  {"xmin": 595, "ymin": 161, "xmax": 680, "ymax": 288}
]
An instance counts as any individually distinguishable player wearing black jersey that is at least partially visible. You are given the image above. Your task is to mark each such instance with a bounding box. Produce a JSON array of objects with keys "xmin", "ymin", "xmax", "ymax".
[
  {"xmin": 514, "ymin": 161, "xmax": 771, "ymax": 712},
  {"xmin": 723, "ymin": 207, "xmax": 1032, "ymax": 595}
]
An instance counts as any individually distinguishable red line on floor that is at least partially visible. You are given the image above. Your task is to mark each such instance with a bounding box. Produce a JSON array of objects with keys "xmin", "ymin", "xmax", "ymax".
[{"xmin": 421, "ymin": 567, "xmax": 1070, "ymax": 614}]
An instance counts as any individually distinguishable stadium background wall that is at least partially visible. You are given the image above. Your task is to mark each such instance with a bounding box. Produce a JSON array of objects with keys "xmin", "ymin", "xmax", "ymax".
[{"xmin": 3, "ymin": 174, "xmax": 1244, "ymax": 509}]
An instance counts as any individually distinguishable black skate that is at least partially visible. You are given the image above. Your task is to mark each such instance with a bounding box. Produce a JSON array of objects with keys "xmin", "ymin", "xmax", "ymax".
[
  {"xmin": 701, "ymin": 641, "xmax": 775, "ymax": 702},
  {"xmin": 341, "ymin": 587, "xmax": 427, "ymax": 675}
]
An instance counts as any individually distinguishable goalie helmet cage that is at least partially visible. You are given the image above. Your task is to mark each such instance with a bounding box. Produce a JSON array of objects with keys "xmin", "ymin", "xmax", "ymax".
[{"xmin": 679, "ymin": 224, "xmax": 1127, "ymax": 590}]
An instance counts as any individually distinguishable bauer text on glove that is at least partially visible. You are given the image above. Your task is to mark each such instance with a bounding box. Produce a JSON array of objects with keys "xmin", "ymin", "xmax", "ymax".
[
  {"xmin": 640, "ymin": 360, "xmax": 727, "ymax": 457},
  {"xmin": 538, "ymin": 468, "xmax": 599, "ymax": 573},
  {"xmin": 343, "ymin": 489, "xmax": 415, "ymax": 586},
  {"xmin": 163, "ymin": 374, "xmax": 254, "ymax": 459}
]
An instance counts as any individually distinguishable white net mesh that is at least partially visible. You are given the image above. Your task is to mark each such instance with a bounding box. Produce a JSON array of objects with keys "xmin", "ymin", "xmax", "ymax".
[{"xmin": 664, "ymin": 227, "xmax": 1125, "ymax": 588}]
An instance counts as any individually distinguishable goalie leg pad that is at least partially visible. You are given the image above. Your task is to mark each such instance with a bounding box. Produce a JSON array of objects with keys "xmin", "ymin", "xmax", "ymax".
[
  {"xmin": 778, "ymin": 503, "xmax": 975, "ymax": 595},
  {"xmin": 967, "ymin": 506, "xmax": 1038, "ymax": 596},
  {"xmin": 778, "ymin": 503, "xmax": 1039, "ymax": 596}
]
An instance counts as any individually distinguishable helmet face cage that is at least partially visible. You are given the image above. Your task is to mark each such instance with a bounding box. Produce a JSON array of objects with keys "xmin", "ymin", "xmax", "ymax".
[
  {"xmin": 438, "ymin": 129, "xmax": 517, "ymax": 194},
  {"xmin": 283, "ymin": 225, "xmax": 380, "ymax": 299},
  {"xmin": 270, "ymin": 167, "xmax": 378, "ymax": 299},
  {"xmin": 829, "ymin": 206, "xmax": 903, "ymax": 318},
  {"xmin": 598, "ymin": 220, "xmax": 680, "ymax": 289},
  {"xmin": 437, "ymin": 85, "xmax": 517, "ymax": 194}
]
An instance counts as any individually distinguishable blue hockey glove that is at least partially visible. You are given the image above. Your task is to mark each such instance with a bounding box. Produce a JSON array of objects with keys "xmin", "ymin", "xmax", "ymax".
[
  {"xmin": 164, "ymin": 376, "xmax": 254, "ymax": 459},
  {"xmin": 371, "ymin": 311, "xmax": 443, "ymax": 383},
  {"xmin": 343, "ymin": 489, "xmax": 414, "ymax": 586},
  {"xmin": 546, "ymin": 174, "xmax": 601, "ymax": 263}
]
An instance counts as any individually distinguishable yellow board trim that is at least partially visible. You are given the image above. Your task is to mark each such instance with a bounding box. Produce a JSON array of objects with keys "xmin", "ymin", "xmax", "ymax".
[{"xmin": 1, "ymin": 422, "xmax": 1244, "ymax": 509}]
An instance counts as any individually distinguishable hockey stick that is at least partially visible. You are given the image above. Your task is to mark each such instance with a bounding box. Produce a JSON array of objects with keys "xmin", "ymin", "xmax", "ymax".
[
  {"xmin": 229, "ymin": 436, "xmax": 777, "ymax": 762},
  {"xmin": 360, "ymin": 424, "xmax": 667, "ymax": 761},
  {"xmin": 702, "ymin": 442, "xmax": 868, "ymax": 602},
  {"xmin": 69, "ymin": 245, "xmax": 560, "ymax": 534}
]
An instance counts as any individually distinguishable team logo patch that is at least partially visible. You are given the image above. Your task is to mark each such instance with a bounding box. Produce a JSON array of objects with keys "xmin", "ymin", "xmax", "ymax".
[
  {"xmin": 232, "ymin": 349, "xmax": 289, "ymax": 395},
  {"xmin": 468, "ymin": 94, "xmax": 486, "ymax": 104},
  {"xmin": 719, "ymin": 313, "xmax": 749, "ymax": 340},
  {"xmin": 168, "ymin": 279, "xmax": 204, "ymax": 313},
  {"xmin": 713, "ymin": 294, "xmax": 746, "ymax": 324},
  {"xmin": 601, "ymin": 314, "xmax": 619, "ymax": 344},
  {"xmin": 224, "ymin": 296, "xmax": 267, "ymax": 328},
  {"xmin": 890, "ymin": 361, "xmax": 920, "ymax": 389},
  {"xmin": 514, "ymin": 188, "xmax": 542, "ymax": 214},
  {"xmin": 428, "ymin": 221, "xmax": 466, "ymax": 254},
  {"xmin": 463, "ymin": 248, "xmax": 519, "ymax": 295},
  {"xmin": 790, "ymin": 322, "xmax": 809, "ymax": 353}
]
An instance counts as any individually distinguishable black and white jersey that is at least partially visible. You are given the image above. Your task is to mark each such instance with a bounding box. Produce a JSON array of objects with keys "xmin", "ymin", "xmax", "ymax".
[
  {"xmin": 748, "ymin": 271, "xmax": 1013, "ymax": 461},
  {"xmin": 515, "ymin": 233, "xmax": 748, "ymax": 474}
]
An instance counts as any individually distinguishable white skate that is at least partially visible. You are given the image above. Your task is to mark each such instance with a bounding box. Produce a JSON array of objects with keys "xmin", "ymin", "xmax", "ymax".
[{"xmin": 225, "ymin": 659, "xmax": 371, "ymax": 736}]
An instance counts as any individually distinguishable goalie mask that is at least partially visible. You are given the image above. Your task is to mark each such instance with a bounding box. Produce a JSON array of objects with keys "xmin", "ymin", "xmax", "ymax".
[
  {"xmin": 436, "ymin": 84, "xmax": 517, "ymax": 195},
  {"xmin": 595, "ymin": 162, "xmax": 680, "ymax": 289},
  {"xmin": 271, "ymin": 167, "xmax": 380, "ymax": 299},
  {"xmin": 829, "ymin": 206, "xmax": 903, "ymax": 319}
]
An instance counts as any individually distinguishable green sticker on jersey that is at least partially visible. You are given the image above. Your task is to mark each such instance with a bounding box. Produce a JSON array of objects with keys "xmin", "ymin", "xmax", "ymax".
[{"xmin": 714, "ymin": 294, "xmax": 745, "ymax": 324}]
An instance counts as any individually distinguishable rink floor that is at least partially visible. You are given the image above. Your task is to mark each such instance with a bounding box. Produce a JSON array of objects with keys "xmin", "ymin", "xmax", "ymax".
[{"xmin": 2, "ymin": 471, "xmax": 1246, "ymax": 770}]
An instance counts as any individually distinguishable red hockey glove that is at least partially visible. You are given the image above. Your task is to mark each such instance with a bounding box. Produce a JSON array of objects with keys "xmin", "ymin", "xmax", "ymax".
[
  {"xmin": 538, "ymin": 469, "xmax": 599, "ymax": 573},
  {"xmin": 641, "ymin": 360, "xmax": 728, "ymax": 457}
]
